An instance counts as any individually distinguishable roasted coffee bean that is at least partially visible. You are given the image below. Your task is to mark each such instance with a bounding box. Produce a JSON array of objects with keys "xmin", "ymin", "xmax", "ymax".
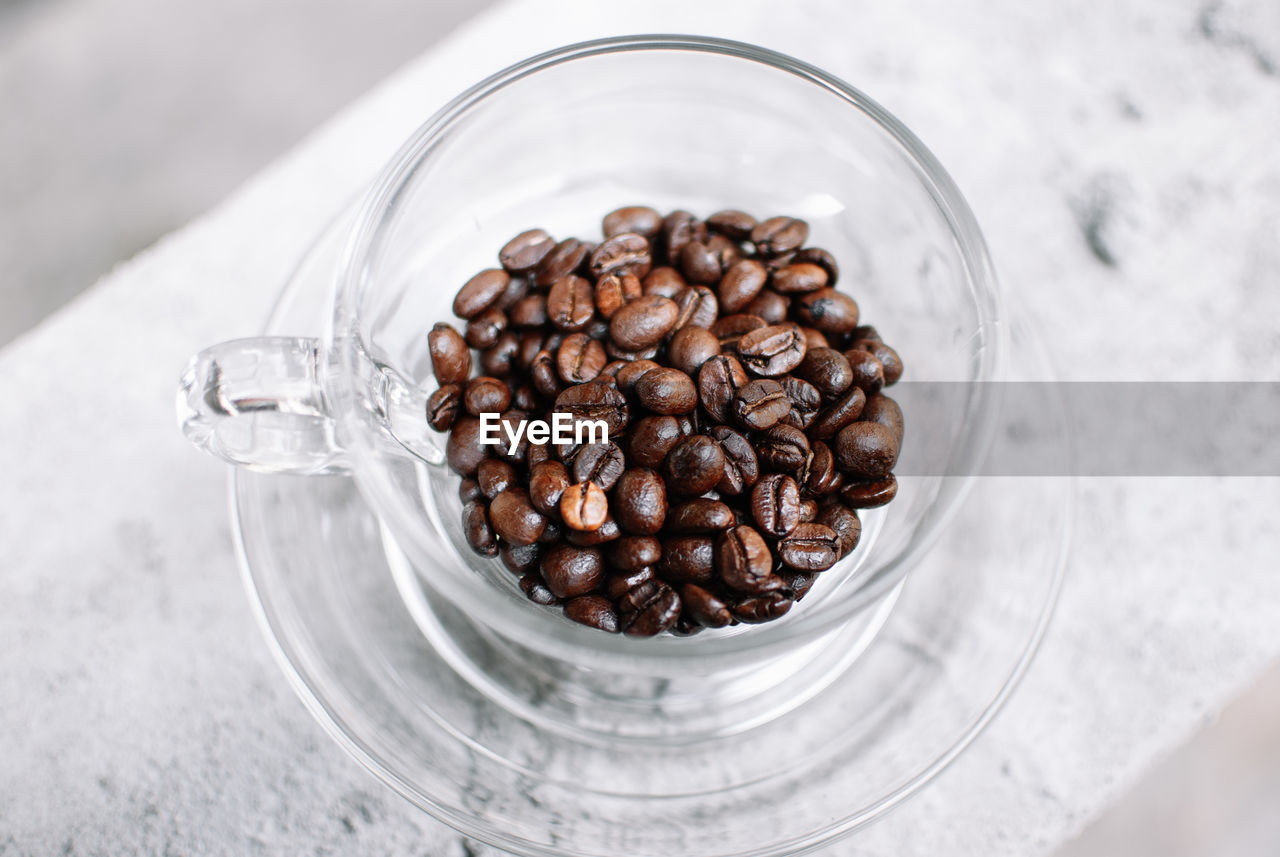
[
  {"xmin": 843, "ymin": 347, "xmax": 885, "ymax": 394},
  {"xmin": 635, "ymin": 367, "xmax": 698, "ymax": 415},
  {"xmin": 598, "ymin": 359, "xmax": 627, "ymax": 382},
  {"xmin": 607, "ymin": 536, "xmax": 662, "ymax": 572},
  {"xmin": 564, "ymin": 595, "xmax": 620, "ymax": 632},
  {"xmin": 796, "ymin": 347, "xmax": 853, "ymax": 400},
  {"xmin": 751, "ymin": 474, "xmax": 801, "ymax": 537},
  {"xmin": 609, "ymin": 294, "xmax": 678, "ymax": 350},
  {"xmin": 672, "ymin": 286, "xmax": 719, "ymax": 330},
  {"xmin": 841, "ymin": 475, "xmax": 898, "ymax": 509},
  {"xmin": 663, "ymin": 435, "xmax": 725, "ymax": 496},
  {"xmin": 530, "ymin": 349, "xmax": 561, "ymax": 397},
  {"xmin": 445, "ymin": 417, "xmax": 489, "ymax": 476},
  {"xmin": 535, "ymin": 237, "xmax": 593, "ymax": 287},
  {"xmin": 520, "ymin": 572, "xmax": 561, "ymax": 605},
  {"xmin": 538, "ymin": 519, "xmax": 563, "ymax": 544},
  {"xmin": 517, "ymin": 331, "xmax": 547, "ymax": 371},
  {"xmin": 717, "ymin": 259, "xmax": 768, "ymax": 312},
  {"xmin": 743, "ymin": 288, "xmax": 789, "ymax": 324},
  {"xmin": 706, "ymin": 232, "xmax": 742, "ymax": 269},
  {"xmin": 477, "ymin": 458, "xmax": 518, "ymax": 499},
  {"xmin": 464, "ymin": 376, "xmax": 511, "ymax": 416},
  {"xmin": 641, "ymin": 266, "xmax": 687, "ymax": 298},
  {"xmin": 657, "ymin": 536, "xmax": 715, "ymax": 586},
  {"xmin": 834, "ymin": 421, "xmax": 900, "ymax": 480},
  {"xmin": 807, "ymin": 386, "xmax": 867, "ymax": 440},
  {"xmin": 716, "ymin": 525, "xmax": 781, "ymax": 594},
  {"xmin": 603, "ymin": 205, "xmax": 663, "ymax": 239},
  {"xmin": 779, "ymin": 375, "xmax": 821, "ymax": 430},
  {"xmin": 698, "ymin": 353, "xmax": 749, "ymax": 422},
  {"xmin": 732, "ymin": 378, "xmax": 791, "ymax": 430},
  {"xmin": 464, "ymin": 306, "xmax": 507, "ymax": 350},
  {"xmin": 706, "ymin": 209, "xmax": 757, "ymax": 241},
  {"xmin": 559, "ymin": 481, "xmax": 609, "ymax": 531},
  {"xmin": 850, "ymin": 324, "xmax": 882, "ymax": 344},
  {"xmin": 615, "ymin": 358, "xmax": 659, "ymax": 392},
  {"xmin": 712, "ymin": 313, "xmax": 767, "ymax": 351},
  {"xmin": 757, "ymin": 424, "xmax": 811, "ymax": 475},
  {"xmin": 798, "ymin": 498, "xmax": 819, "ymax": 523},
  {"xmin": 556, "ymin": 333, "xmax": 607, "ymax": 384},
  {"xmin": 617, "ymin": 579, "xmax": 682, "ymax": 637},
  {"xmin": 711, "ymin": 426, "xmax": 759, "ymax": 496},
  {"xmin": 793, "ymin": 288, "xmax": 860, "ymax": 334},
  {"xmin": 500, "ymin": 541, "xmax": 541, "ymax": 575},
  {"xmin": 627, "ymin": 415, "xmax": 686, "ymax": 469},
  {"xmin": 780, "ymin": 570, "xmax": 817, "ymax": 601},
  {"xmin": 426, "ymin": 383, "xmax": 463, "ymax": 432},
  {"xmin": 490, "ymin": 489, "xmax": 547, "ymax": 546},
  {"xmin": 777, "ymin": 522, "xmax": 839, "ymax": 571},
  {"xmin": 765, "ymin": 250, "xmax": 797, "ymax": 272},
  {"xmin": 799, "ymin": 327, "xmax": 830, "ymax": 351},
  {"xmin": 860, "ymin": 394, "xmax": 904, "ymax": 444},
  {"xmin": 593, "ymin": 272, "xmax": 642, "ymax": 319},
  {"xmin": 738, "ymin": 324, "xmax": 807, "ymax": 376},
  {"xmin": 526, "ymin": 439, "xmax": 552, "ymax": 468},
  {"xmin": 604, "ymin": 565, "xmax": 656, "ymax": 599},
  {"xmin": 540, "ymin": 544, "xmax": 604, "ymax": 598},
  {"xmin": 816, "ymin": 502, "xmax": 862, "ymax": 556},
  {"xmin": 661, "ymin": 210, "xmax": 707, "ymax": 261},
  {"xmin": 771, "ymin": 262, "xmax": 828, "ymax": 294},
  {"xmin": 667, "ymin": 326, "xmax": 721, "ymax": 376},
  {"xmin": 453, "ymin": 269, "xmax": 510, "ymax": 319},
  {"xmin": 605, "ymin": 340, "xmax": 660, "ymax": 362},
  {"xmin": 500, "ymin": 228, "xmax": 555, "ymax": 272},
  {"xmin": 480, "ymin": 332, "xmax": 520, "ymax": 376},
  {"xmin": 679, "ymin": 584, "xmax": 733, "ymax": 627},
  {"xmin": 428, "ymin": 323, "xmax": 471, "ymax": 384},
  {"xmin": 667, "ymin": 498, "xmax": 735, "ymax": 533},
  {"xmin": 804, "ymin": 441, "xmax": 842, "ymax": 496},
  {"xmin": 572, "ymin": 442, "xmax": 626, "ymax": 490},
  {"xmin": 793, "ymin": 247, "xmax": 839, "ymax": 285},
  {"xmin": 547, "ymin": 275, "xmax": 596, "ymax": 331},
  {"xmin": 458, "ymin": 477, "xmax": 482, "ymax": 504},
  {"xmin": 731, "ymin": 591, "xmax": 793, "ymax": 623},
  {"xmin": 462, "ymin": 500, "xmax": 498, "ymax": 556},
  {"xmin": 679, "ymin": 240, "xmax": 722, "ymax": 285},
  {"xmin": 750, "ymin": 216, "xmax": 808, "ymax": 255},
  {"xmin": 513, "ymin": 383, "xmax": 539, "ymax": 412},
  {"xmin": 850, "ymin": 340, "xmax": 904, "ymax": 385},
  {"xmin": 590, "ymin": 232, "xmax": 652, "ymax": 278},
  {"xmin": 494, "ymin": 409, "xmax": 530, "ymax": 461},
  {"xmin": 565, "ymin": 514, "xmax": 621, "ymax": 546},
  {"xmin": 529, "ymin": 460, "xmax": 570, "ymax": 516},
  {"xmin": 495, "ymin": 273, "xmax": 530, "ymax": 311},
  {"xmin": 554, "ymin": 382, "xmax": 629, "ymax": 435},
  {"xmin": 509, "ymin": 293, "xmax": 549, "ymax": 329}
]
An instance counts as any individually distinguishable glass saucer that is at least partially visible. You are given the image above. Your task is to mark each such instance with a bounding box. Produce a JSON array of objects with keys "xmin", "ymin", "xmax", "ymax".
[{"xmin": 231, "ymin": 217, "xmax": 1072, "ymax": 856}]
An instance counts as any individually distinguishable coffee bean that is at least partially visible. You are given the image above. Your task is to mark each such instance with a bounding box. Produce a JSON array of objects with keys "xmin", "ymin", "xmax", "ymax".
[
  {"xmin": 698, "ymin": 353, "xmax": 749, "ymax": 422},
  {"xmin": 535, "ymin": 238, "xmax": 593, "ymax": 287},
  {"xmin": 751, "ymin": 474, "xmax": 801, "ymax": 537},
  {"xmin": 672, "ymin": 286, "xmax": 719, "ymax": 330},
  {"xmin": 796, "ymin": 347, "xmax": 853, "ymax": 400},
  {"xmin": 609, "ymin": 294, "xmax": 678, "ymax": 350},
  {"xmin": 572, "ymin": 442, "xmax": 626, "ymax": 491},
  {"xmin": 842, "ymin": 347, "xmax": 885, "ymax": 394},
  {"xmin": 798, "ymin": 498, "xmax": 819, "ymax": 522},
  {"xmin": 525, "ymin": 438, "xmax": 551, "ymax": 467},
  {"xmin": 717, "ymin": 259, "xmax": 768, "ymax": 312},
  {"xmin": 778, "ymin": 375, "xmax": 821, "ymax": 430},
  {"xmin": 807, "ymin": 386, "xmax": 867, "ymax": 440},
  {"xmin": 614, "ymin": 358, "xmax": 659, "ymax": 392},
  {"xmin": 834, "ymin": 422, "xmax": 900, "ymax": 480},
  {"xmin": 710, "ymin": 426, "xmax": 759, "ymax": 496},
  {"xmin": 494, "ymin": 409, "xmax": 530, "ymax": 461},
  {"xmin": 605, "ymin": 566, "xmax": 656, "ymax": 600},
  {"xmin": 804, "ymin": 441, "xmax": 842, "ymax": 496},
  {"xmin": 428, "ymin": 322, "xmax": 471, "ymax": 384},
  {"xmin": 565, "ymin": 514, "xmax": 621, "ymax": 546},
  {"xmin": 850, "ymin": 339, "xmax": 904, "ymax": 385},
  {"xmin": 500, "ymin": 228, "xmax": 556, "ymax": 272},
  {"xmin": 489, "ymin": 489, "xmax": 547, "ymax": 546},
  {"xmin": 799, "ymin": 327, "xmax": 830, "ymax": 350},
  {"xmin": 559, "ymin": 481, "xmax": 609, "ymax": 531},
  {"xmin": 529, "ymin": 460, "xmax": 570, "ymax": 516},
  {"xmin": 663, "ymin": 435, "xmax": 725, "ymax": 496},
  {"xmin": 712, "ymin": 313, "xmax": 767, "ymax": 350},
  {"xmin": 458, "ymin": 477, "xmax": 482, "ymax": 504},
  {"xmin": 590, "ymin": 233, "xmax": 652, "ymax": 278},
  {"xmin": 706, "ymin": 233, "xmax": 742, "ymax": 268},
  {"xmin": 607, "ymin": 536, "xmax": 662, "ymax": 572},
  {"xmin": 540, "ymin": 544, "xmax": 604, "ymax": 598},
  {"xmin": 667, "ymin": 498, "xmax": 735, "ymax": 533},
  {"xmin": 716, "ymin": 525, "xmax": 781, "ymax": 594},
  {"xmin": 635, "ymin": 367, "xmax": 698, "ymax": 415},
  {"xmin": 564, "ymin": 595, "xmax": 620, "ymax": 632},
  {"xmin": 555, "ymin": 333, "xmax": 607, "ymax": 384},
  {"xmin": 462, "ymin": 500, "xmax": 498, "ymax": 556},
  {"xmin": 757, "ymin": 424, "xmax": 811, "ymax": 475},
  {"xmin": 667, "ymin": 326, "xmax": 721, "ymax": 376},
  {"xmin": 554, "ymin": 381, "xmax": 630, "ymax": 435},
  {"xmin": 642, "ymin": 266, "xmax": 687, "ymax": 298},
  {"xmin": 777, "ymin": 522, "xmax": 839, "ymax": 571},
  {"xmin": 538, "ymin": 519, "xmax": 563, "ymax": 544},
  {"xmin": 603, "ymin": 205, "xmax": 663, "ymax": 239},
  {"xmin": 743, "ymin": 288, "xmax": 789, "ymax": 324},
  {"xmin": 679, "ymin": 583, "xmax": 733, "ymax": 627},
  {"xmin": 657, "ymin": 536, "xmax": 715, "ymax": 586},
  {"xmin": 464, "ymin": 306, "xmax": 507, "ymax": 350},
  {"xmin": 520, "ymin": 572, "xmax": 561, "ymax": 605},
  {"xmin": 731, "ymin": 591, "xmax": 793, "ymax": 623},
  {"xmin": 547, "ymin": 275, "xmax": 595, "ymax": 331},
  {"xmin": 605, "ymin": 340, "xmax": 660, "ymax": 362},
  {"xmin": 780, "ymin": 570, "xmax": 817, "ymax": 601},
  {"xmin": 860, "ymin": 394, "xmax": 904, "ymax": 444},
  {"xmin": 445, "ymin": 417, "xmax": 489, "ymax": 476},
  {"xmin": 738, "ymin": 324, "xmax": 807, "ymax": 376},
  {"xmin": 793, "ymin": 288, "xmax": 860, "ymax": 334},
  {"xmin": 793, "ymin": 247, "xmax": 839, "ymax": 285},
  {"xmin": 464, "ymin": 376, "xmax": 511, "ymax": 415},
  {"xmin": 617, "ymin": 579, "xmax": 681, "ymax": 637},
  {"xmin": 426, "ymin": 383, "xmax": 463, "ymax": 431},
  {"xmin": 706, "ymin": 209, "xmax": 757, "ymax": 241},
  {"xmin": 679, "ymin": 241, "xmax": 722, "ymax": 285},
  {"xmin": 771, "ymin": 262, "xmax": 828, "ymax": 294},
  {"xmin": 593, "ymin": 272, "xmax": 642, "ymax": 319},
  {"xmin": 530, "ymin": 349, "xmax": 561, "ymax": 397},
  {"xmin": 626, "ymin": 415, "xmax": 686, "ymax": 468},
  {"xmin": 661, "ymin": 210, "xmax": 707, "ymax": 261},
  {"xmin": 840, "ymin": 475, "xmax": 898, "ymax": 509},
  {"xmin": 453, "ymin": 269, "xmax": 510, "ymax": 319},
  {"xmin": 750, "ymin": 216, "xmax": 808, "ymax": 255},
  {"xmin": 500, "ymin": 541, "xmax": 541, "ymax": 575},
  {"xmin": 817, "ymin": 501, "xmax": 863, "ymax": 557},
  {"xmin": 507, "ymin": 291, "xmax": 549, "ymax": 329},
  {"xmin": 732, "ymin": 378, "xmax": 791, "ymax": 430},
  {"xmin": 477, "ymin": 458, "xmax": 518, "ymax": 499},
  {"xmin": 850, "ymin": 324, "xmax": 882, "ymax": 343},
  {"xmin": 480, "ymin": 332, "xmax": 520, "ymax": 376}
]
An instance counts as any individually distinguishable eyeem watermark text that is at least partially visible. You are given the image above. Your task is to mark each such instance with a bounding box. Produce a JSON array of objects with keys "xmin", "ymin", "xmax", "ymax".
[{"xmin": 478, "ymin": 412, "xmax": 608, "ymax": 448}]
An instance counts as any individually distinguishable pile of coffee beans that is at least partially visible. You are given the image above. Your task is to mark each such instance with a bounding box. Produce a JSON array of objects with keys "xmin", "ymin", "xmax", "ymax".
[{"xmin": 428, "ymin": 206, "xmax": 904, "ymax": 636}]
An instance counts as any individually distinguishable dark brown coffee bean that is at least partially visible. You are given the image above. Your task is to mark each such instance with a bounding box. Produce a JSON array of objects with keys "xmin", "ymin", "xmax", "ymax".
[
  {"xmin": 712, "ymin": 313, "xmax": 767, "ymax": 350},
  {"xmin": 860, "ymin": 394, "xmax": 904, "ymax": 444},
  {"xmin": 794, "ymin": 288, "xmax": 860, "ymax": 334},
  {"xmin": 559, "ymin": 481, "xmax": 609, "ymax": 531},
  {"xmin": 535, "ymin": 237, "xmax": 593, "ymax": 287},
  {"xmin": 520, "ymin": 573, "xmax": 561, "ymax": 605},
  {"xmin": 593, "ymin": 272, "xmax": 642, "ymax": 319},
  {"xmin": 656, "ymin": 536, "xmax": 715, "ymax": 586},
  {"xmin": 609, "ymin": 294, "xmax": 678, "ymax": 350},
  {"xmin": 453, "ymin": 269, "xmax": 510, "ymax": 319},
  {"xmin": 804, "ymin": 441, "xmax": 842, "ymax": 496},
  {"xmin": 565, "ymin": 514, "xmax": 621, "ymax": 546},
  {"xmin": 462, "ymin": 500, "xmax": 498, "ymax": 556},
  {"xmin": 617, "ymin": 579, "xmax": 681, "ymax": 637},
  {"xmin": 604, "ymin": 566, "xmax": 656, "ymax": 599},
  {"xmin": 500, "ymin": 228, "xmax": 555, "ymax": 272},
  {"xmin": 464, "ymin": 376, "xmax": 511, "ymax": 416},
  {"xmin": 679, "ymin": 241, "xmax": 722, "ymax": 285},
  {"xmin": 554, "ymin": 382, "xmax": 629, "ymax": 435},
  {"xmin": 509, "ymin": 293, "xmax": 549, "ymax": 328},
  {"xmin": 758, "ymin": 424, "xmax": 811, "ymax": 475},
  {"xmin": 626, "ymin": 415, "xmax": 686, "ymax": 469},
  {"xmin": 660, "ymin": 210, "xmax": 707, "ymax": 262},
  {"xmin": 679, "ymin": 584, "xmax": 733, "ymax": 627},
  {"xmin": 540, "ymin": 544, "xmax": 604, "ymax": 598},
  {"xmin": 489, "ymin": 489, "xmax": 547, "ymax": 546},
  {"xmin": 530, "ymin": 349, "xmax": 561, "ymax": 398},
  {"xmin": 667, "ymin": 499, "xmax": 735, "ymax": 533},
  {"xmin": 706, "ymin": 232, "xmax": 742, "ymax": 267},
  {"xmin": 771, "ymin": 262, "xmax": 828, "ymax": 294},
  {"xmin": 750, "ymin": 216, "xmax": 809, "ymax": 255},
  {"xmin": 850, "ymin": 324, "xmax": 882, "ymax": 344},
  {"xmin": 572, "ymin": 442, "xmax": 626, "ymax": 490},
  {"xmin": 743, "ymin": 288, "xmax": 789, "ymax": 324},
  {"xmin": 614, "ymin": 358, "xmax": 659, "ymax": 392},
  {"xmin": 710, "ymin": 426, "xmax": 759, "ymax": 496},
  {"xmin": 590, "ymin": 232, "xmax": 652, "ymax": 278},
  {"xmin": 493, "ymin": 409, "xmax": 530, "ymax": 461},
  {"xmin": 751, "ymin": 474, "xmax": 801, "ymax": 537},
  {"xmin": 834, "ymin": 422, "xmax": 900, "ymax": 480},
  {"xmin": 850, "ymin": 340, "xmax": 903, "ymax": 385},
  {"xmin": 780, "ymin": 570, "xmax": 817, "ymax": 601},
  {"xmin": 816, "ymin": 502, "xmax": 862, "ymax": 556},
  {"xmin": 798, "ymin": 498, "xmax": 819, "ymax": 523},
  {"xmin": 738, "ymin": 323, "xmax": 807, "ymax": 376},
  {"xmin": 538, "ymin": 519, "xmax": 563, "ymax": 544},
  {"xmin": 529, "ymin": 460, "xmax": 570, "ymax": 516},
  {"xmin": 731, "ymin": 591, "xmax": 793, "ymax": 623},
  {"xmin": 445, "ymin": 417, "xmax": 489, "ymax": 476},
  {"xmin": 603, "ymin": 205, "xmax": 663, "ymax": 239},
  {"xmin": 641, "ymin": 266, "xmax": 687, "ymax": 298},
  {"xmin": 706, "ymin": 209, "xmax": 757, "ymax": 241},
  {"xmin": 793, "ymin": 247, "xmax": 840, "ymax": 285},
  {"xmin": 513, "ymin": 383, "xmax": 539, "ymax": 412},
  {"xmin": 464, "ymin": 306, "xmax": 507, "ymax": 350},
  {"xmin": 426, "ymin": 383, "xmax": 463, "ymax": 432},
  {"xmin": 796, "ymin": 347, "xmax": 854, "ymax": 400},
  {"xmin": 458, "ymin": 477, "xmax": 482, "ymax": 504},
  {"xmin": 607, "ymin": 536, "xmax": 662, "ymax": 572},
  {"xmin": 842, "ymin": 347, "xmax": 885, "ymax": 394},
  {"xmin": 732, "ymin": 378, "xmax": 791, "ymax": 430},
  {"xmin": 606, "ymin": 340, "xmax": 660, "ymax": 362},
  {"xmin": 477, "ymin": 458, "xmax": 518, "ymax": 499},
  {"xmin": 517, "ymin": 331, "xmax": 546, "ymax": 371},
  {"xmin": 807, "ymin": 386, "xmax": 867, "ymax": 440},
  {"xmin": 779, "ymin": 375, "xmax": 821, "ymax": 430},
  {"xmin": 667, "ymin": 326, "xmax": 721, "ymax": 377},
  {"xmin": 428, "ymin": 322, "xmax": 471, "ymax": 384},
  {"xmin": 840, "ymin": 475, "xmax": 898, "ymax": 509},
  {"xmin": 716, "ymin": 525, "xmax": 781, "ymax": 594},
  {"xmin": 799, "ymin": 327, "xmax": 830, "ymax": 351},
  {"xmin": 777, "ymin": 522, "xmax": 839, "ymax": 571},
  {"xmin": 547, "ymin": 275, "xmax": 595, "ymax": 332},
  {"xmin": 662, "ymin": 435, "xmax": 725, "ymax": 496},
  {"xmin": 526, "ymin": 439, "xmax": 552, "ymax": 468},
  {"xmin": 555, "ymin": 333, "xmax": 607, "ymax": 384},
  {"xmin": 635, "ymin": 367, "xmax": 697, "ymax": 415},
  {"xmin": 494, "ymin": 274, "xmax": 530, "ymax": 311},
  {"xmin": 698, "ymin": 353, "xmax": 749, "ymax": 422},
  {"xmin": 564, "ymin": 595, "xmax": 620, "ymax": 632},
  {"xmin": 717, "ymin": 259, "xmax": 768, "ymax": 312},
  {"xmin": 672, "ymin": 286, "xmax": 719, "ymax": 330},
  {"xmin": 500, "ymin": 541, "xmax": 541, "ymax": 575},
  {"xmin": 480, "ymin": 332, "xmax": 519, "ymax": 376}
]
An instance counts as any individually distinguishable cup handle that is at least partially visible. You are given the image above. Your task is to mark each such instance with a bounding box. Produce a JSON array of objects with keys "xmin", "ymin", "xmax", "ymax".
[{"xmin": 177, "ymin": 337, "xmax": 349, "ymax": 475}]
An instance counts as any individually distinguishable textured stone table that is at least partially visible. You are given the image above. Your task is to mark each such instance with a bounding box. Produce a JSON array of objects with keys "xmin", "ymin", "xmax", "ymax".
[{"xmin": 2, "ymin": 1, "xmax": 1278, "ymax": 854}]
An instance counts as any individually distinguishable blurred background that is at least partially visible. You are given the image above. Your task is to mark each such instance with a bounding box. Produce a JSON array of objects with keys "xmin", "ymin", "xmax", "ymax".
[{"xmin": 2, "ymin": 0, "xmax": 1277, "ymax": 853}]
